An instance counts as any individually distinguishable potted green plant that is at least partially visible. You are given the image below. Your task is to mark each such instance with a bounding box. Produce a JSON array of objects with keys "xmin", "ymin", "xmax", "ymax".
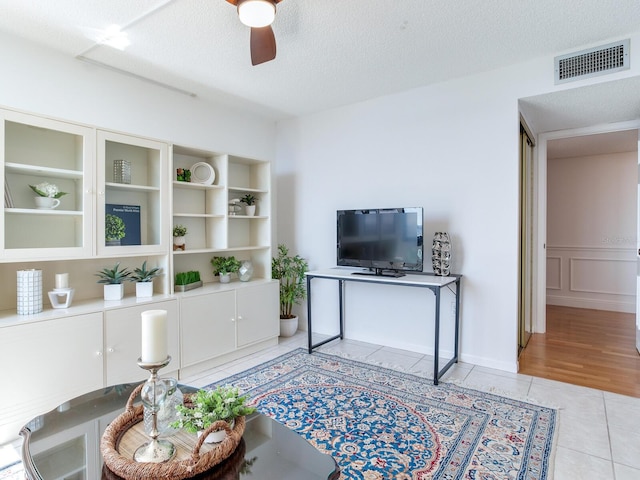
[
  {"xmin": 171, "ymin": 386, "xmax": 256, "ymax": 443},
  {"xmin": 211, "ymin": 256, "xmax": 241, "ymax": 283},
  {"xmin": 174, "ymin": 270, "xmax": 203, "ymax": 292},
  {"xmin": 240, "ymin": 194, "xmax": 258, "ymax": 216},
  {"xmin": 105, "ymin": 214, "xmax": 126, "ymax": 246},
  {"xmin": 131, "ymin": 261, "xmax": 162, "ymax": 298},
  {"xmin": 173, "ymin": 224, "xmax": 187, "ymax": 251},
  {"xmin": 95, "ymin": 262, "xmax": 132, "ymax": 300},
  {"xmin": 29, "ymin": 182, "xmax": 68, "ymax": 209},
  {"xmin": 272, "ymin": 244, "xmax": 308, "ymax": 337}
]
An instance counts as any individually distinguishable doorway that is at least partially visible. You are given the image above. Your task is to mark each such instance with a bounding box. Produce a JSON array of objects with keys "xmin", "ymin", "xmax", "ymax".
[{"xmin": 517, "ymin": 123, "xmax": 640, "ymax": 393}]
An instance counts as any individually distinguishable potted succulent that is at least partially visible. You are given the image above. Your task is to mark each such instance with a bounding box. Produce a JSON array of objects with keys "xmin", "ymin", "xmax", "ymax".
[
  {"xmin": 105, "ymin": 214, "xmax": 126, "ymax": 246},
  {"xmin": 211, "ymin": 256, "xmax": 241, "ymax": 283},
  {"xmin": 174, "ymin": 270, "xmax": 203, "ymax": 292},
  {"xmin": 240, "ymin": 194, "xmax": 258, "ymax": 216},
  {"xmin": 131, "ymin": 261, "xmax": 162, "ymax": 298},
  {"xmin": 171, "ymin": 386, "xmax": 256, "ymax": 443},
  {"xmin": 272, "ymin": 244, "xmax": 308, "ymax": 337},
  {"xmin": 29, "ymin": 182, "xmax": 68, "ymax": 209},
  {"xmin": 95, "ymin": 262, "xmax": 132, "ymax": 300},
  {"xmin": 173, "ymin": 224, "xmax": 187, "ymax": 251}
]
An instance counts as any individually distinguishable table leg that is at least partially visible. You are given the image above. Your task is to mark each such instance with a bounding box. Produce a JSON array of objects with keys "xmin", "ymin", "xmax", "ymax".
[{"xmin": 433, "ymin": 288, "xmax": 441, "ymax": 385}]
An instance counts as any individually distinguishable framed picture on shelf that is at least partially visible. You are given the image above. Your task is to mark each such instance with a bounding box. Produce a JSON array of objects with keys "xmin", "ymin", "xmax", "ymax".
[{"xmin": 106, "ymin": 204, "xmax": 141, "ymax": 245}]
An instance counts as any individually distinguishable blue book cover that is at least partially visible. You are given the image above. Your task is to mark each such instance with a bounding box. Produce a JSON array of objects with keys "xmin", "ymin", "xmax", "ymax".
[{"xmin": 106, "ymin": 204, "xmax": 141, "ymax": 246}]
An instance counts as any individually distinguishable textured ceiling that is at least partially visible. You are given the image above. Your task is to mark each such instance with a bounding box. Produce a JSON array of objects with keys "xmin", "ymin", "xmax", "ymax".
[{"xmin": 1, "ymin": 0, "xmax": 640, "ymax": 120}]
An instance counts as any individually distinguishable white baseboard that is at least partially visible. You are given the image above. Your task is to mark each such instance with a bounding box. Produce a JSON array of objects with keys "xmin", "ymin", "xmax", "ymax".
[{"xmin": 546, "ymin": 295, "xmax": 635, "ymax": 313}]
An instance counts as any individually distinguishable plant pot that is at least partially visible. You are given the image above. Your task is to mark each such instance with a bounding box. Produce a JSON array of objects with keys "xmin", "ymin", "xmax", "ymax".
[
  {"xmin": 105, "ymin": 239, "xmax": 121, "ymax": 247},
  {"xmin": 219, "ymin": 273, "xmax": 231, "ymax": 284},
  {"xmin": 104, "ymin": 284, "xmax": 124, "ymax": 301},
  {"xmin": 174, "ymin": 280, "xmax": 203, "ymax": 292},
  {"xmin": 245, "ymin": 205, "xmax": 256, "ymax": 216},
  {"xmin": 173, "ymin": 235, "xmax": 186, "ymax": 251},
  {"xmin": 280, "ymin": 315, "xmax": 298, "ymax": 337},
  {"xmin": 34, "ymin": 196, "xmax": 60, "ymax": 209},
  {"xmin": 197, "ymin": 419, "xmax": 235, "ymax": 444},
  {"xmin": 136, "ymin": 282, "xmax": 153, "ymax": 298}
]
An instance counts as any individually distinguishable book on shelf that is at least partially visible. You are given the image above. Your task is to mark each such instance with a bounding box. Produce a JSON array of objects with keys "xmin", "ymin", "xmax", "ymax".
[
  {"xmin": 106, "ymin": 204, "xmax": 141, "ymax": 245},
  {"xmin": 4, "ymin": 180, "xmax": 14, "ymax": 208}
]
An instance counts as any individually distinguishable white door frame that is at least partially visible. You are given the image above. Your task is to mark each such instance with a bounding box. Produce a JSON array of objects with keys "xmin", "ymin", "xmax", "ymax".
[{"xmin": 534, "ymin": 119, "xmax": 640, "ymax": 334}]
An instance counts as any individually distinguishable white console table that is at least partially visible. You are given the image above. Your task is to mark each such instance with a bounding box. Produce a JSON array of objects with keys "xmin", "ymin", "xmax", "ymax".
[{"xmin": 305, "ymin": 268, "xmax": 462, "ymax": 385}]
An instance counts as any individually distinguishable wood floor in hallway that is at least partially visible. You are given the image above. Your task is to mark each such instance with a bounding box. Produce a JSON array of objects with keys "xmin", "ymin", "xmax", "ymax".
[{"xmin": 518, "ymin": 305, "xmax": 640, "ymax": 398}]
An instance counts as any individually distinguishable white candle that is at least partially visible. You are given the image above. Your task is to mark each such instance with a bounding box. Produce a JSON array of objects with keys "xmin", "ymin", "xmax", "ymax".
[
  {"xmin": 141, "ymin": 310, "xmax": 168, "ymax": 363},
  {"xmin": 55, "ymin": 273, "xmax": 69, "ymax": 289}
]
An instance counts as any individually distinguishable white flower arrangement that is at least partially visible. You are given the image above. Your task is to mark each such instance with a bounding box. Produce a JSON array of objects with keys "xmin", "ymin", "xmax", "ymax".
[{"xmin": 29, "ymin": 182, "xmax": 68, "ymax": 198}]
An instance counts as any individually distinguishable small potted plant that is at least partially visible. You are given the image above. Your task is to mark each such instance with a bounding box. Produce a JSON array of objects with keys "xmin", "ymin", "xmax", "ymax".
[
  {"xmin": 131, "ymin": 261, "xmax": 162, "ymax": 298},
  {"xmin": 272, "ymin": 244, "xmax": 308, "ymax": 337},
  {"xmin": 95, "ymin": 262, "xmax": 132, "ymax": 300},
  {"xmin": 105, "ymin": 214, "xmax": 126, "ymax": 246},
  {"xmin": 174, "ymin": 270, "xmax": 203, "ymax": 292},
  {"xmin": 173, "ymin": 224, "xmax": 187, "ymax": 251},
  {"xmin": 29, "ymin": 182, "xmax": 68, "ymax": 209},
  {"xmin": 240, "ymin": 194, "xmax": 258, "ymax": 216},
  {"xmin": 211, "ymin": 256, "xmax": 241, "ymax": 283},
  {"xmin": 171, "ymin": 386, "xmax": 256, "ymax": 443}
]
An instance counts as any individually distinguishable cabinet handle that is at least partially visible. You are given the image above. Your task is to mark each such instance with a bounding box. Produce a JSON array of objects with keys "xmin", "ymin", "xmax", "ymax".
[
  {"xmin": 237, "ymin": 316, "xmax": 243, "ymax": 321},
  {"xmin": 96, "ymin": 350, "xmax": 103, "ymax": 356},
  {"xmin": 231, "ymin": 317, "xmax": 236, "ymax": 322},
  {"xmin": 107, "ymin": 347, "xmax": 115, "ymax": 353}
]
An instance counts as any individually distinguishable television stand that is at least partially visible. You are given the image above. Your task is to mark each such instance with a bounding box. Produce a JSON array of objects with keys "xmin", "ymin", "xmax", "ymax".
[
  {"xmin": 352, "ymin": 268, "xmax": 405, "ymax": 278},
  {"xmin": 305, "ymin": 268, "xmax": 462, "ymax": 385}
]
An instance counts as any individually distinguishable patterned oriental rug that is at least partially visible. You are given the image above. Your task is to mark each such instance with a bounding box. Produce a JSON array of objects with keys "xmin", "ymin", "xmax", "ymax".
[{"xmin": 210, "ymin": 348, "xmax": 557, "ymax": 480}]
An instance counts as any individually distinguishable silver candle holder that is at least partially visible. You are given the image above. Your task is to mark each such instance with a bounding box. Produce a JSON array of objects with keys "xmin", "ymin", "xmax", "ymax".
[{"xmin": 134, "ymin": 356, "xmax": 176, "ymax": 463}]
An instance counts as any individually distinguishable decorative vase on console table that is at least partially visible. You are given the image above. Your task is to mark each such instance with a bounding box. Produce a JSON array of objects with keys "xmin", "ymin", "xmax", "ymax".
[{"xmin": 432, "ymin": 232, "xmax": 452, "ymax": 276}]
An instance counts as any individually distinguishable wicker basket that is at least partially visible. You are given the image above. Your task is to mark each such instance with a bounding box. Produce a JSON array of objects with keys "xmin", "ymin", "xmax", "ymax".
[{"xmin": 101, "ymin": 384, "xmax": 245, "ymax": 480}]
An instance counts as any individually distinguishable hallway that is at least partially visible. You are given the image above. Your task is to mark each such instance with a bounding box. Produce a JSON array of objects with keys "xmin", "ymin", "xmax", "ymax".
[{"xmin": 519, "ymin": 305, "xmax": 640, "ymax": 398}]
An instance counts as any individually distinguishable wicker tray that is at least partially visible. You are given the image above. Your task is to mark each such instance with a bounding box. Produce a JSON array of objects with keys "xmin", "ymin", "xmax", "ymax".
[{"xmin": 100, "ymin": 384, "xmax": 245, "ymax": 480}]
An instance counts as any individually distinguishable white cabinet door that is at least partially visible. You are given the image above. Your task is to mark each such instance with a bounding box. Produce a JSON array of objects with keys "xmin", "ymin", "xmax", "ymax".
[
  {"xmin": 0, "ymin": 313, "xmax": 103, "ymax": 445},
  {"xmin": 0, "ymin": 108, "xmax": 95, "ymax": 260},
  {"xmin": 96, "ymin": 130, "xmax": 169, "ymax": 257},
  {"xmin": 104, "ymin": 300, "xmax": 180, "ymax": 386},
  {"xmin": 180, "ymin": 290, "xmax": 236, "ymax": 367},
  {"xmin": 236, "ymin": 281, "xmax": 279, "ymax": 348}
]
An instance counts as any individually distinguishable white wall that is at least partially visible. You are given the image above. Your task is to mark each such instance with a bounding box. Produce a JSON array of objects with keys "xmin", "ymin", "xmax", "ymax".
[
  {"xmin": 0, "ymin": 32, "xmax": 276, "ymax": 160},
  {"xmin": 274, "ymin": 33, "xmax": 640, "ymax": 372},
  {"xmin": 546, "ymin": 151, "xmax": 637, "ymax": 312}
]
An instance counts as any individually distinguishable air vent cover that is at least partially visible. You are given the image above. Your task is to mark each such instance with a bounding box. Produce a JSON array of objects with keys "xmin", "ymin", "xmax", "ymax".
[{"xmin": 554, "ymin": 39, "xmax": 630, "ymax": 84}]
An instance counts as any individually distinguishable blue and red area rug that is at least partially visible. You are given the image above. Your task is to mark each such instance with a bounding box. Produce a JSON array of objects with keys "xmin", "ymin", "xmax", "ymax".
[{"xmin": 211, "ymin": 349, "xmax": 557, "ymax": 479}]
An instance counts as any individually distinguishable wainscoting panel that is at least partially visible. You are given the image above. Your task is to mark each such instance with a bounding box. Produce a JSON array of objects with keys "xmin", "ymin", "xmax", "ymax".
[{"xmin": 546, "ymin": 245, "xmax": 636, "ymax": 313}]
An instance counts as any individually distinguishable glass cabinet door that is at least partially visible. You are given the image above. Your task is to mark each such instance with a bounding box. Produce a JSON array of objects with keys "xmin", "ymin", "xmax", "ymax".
[
  {"xmin": 96, "ymin": 130, "xmax": 169, "ymax": 256},
  {"xmin": 0, "ymin": 109, "xmax": 94, "ymax": 260}
]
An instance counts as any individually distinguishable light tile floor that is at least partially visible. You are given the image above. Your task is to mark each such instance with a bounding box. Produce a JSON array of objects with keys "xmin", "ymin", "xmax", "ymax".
[
  {"xmin": 182, "ymin": 332, "xmax": 640, "ymax": 480},
  {"xmin": 4, "ymin": 331, "xmax": 640, "ymax": 479}
]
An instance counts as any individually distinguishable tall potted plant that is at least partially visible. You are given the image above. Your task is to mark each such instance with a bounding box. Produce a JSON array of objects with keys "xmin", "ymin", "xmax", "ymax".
[{"xmin": 272, "ymin": 244, "xmax": 308, "ymax": 337}]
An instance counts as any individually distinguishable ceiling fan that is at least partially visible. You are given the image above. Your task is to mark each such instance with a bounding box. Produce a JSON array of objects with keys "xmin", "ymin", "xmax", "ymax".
[{"xmin": 225, "ymin": 0, "xmax": 284, "ymax": 66}]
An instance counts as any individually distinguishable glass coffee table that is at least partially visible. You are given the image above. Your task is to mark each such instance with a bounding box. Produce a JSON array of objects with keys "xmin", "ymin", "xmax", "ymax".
[{"xmin": 20, "ymin": 384, "xmax": 339, "ymax": 480}]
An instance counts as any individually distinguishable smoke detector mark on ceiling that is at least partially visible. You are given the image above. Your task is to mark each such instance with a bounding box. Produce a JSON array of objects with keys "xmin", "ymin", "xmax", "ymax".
[{"xmin": 554, "ymin": 39, "xmax": 630, "ymax": 84}]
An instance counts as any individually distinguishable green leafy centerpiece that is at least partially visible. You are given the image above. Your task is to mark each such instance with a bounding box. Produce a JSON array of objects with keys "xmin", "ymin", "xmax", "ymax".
[
  {"xmin": 211, "ymin": 256, "xmax": 241, "ymax": 283},
  {"xmin": 171, "ymin": 386, "xmax": 256, "ymax": 443},
  {"xmin": 174, "ymin": 270, "xmax": 202, "ymax": 292}
]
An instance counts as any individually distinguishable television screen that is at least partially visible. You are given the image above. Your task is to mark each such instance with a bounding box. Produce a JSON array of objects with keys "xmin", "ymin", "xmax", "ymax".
[{"xmin": 337, "ymin": 207, "xmax": 423, "ymax": 275}]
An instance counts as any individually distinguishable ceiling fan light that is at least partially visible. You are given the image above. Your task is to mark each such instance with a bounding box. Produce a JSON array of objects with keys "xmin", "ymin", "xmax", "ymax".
[{"xmin": 238, "ymin": 0, "xmax": 276, "ymax": 28}]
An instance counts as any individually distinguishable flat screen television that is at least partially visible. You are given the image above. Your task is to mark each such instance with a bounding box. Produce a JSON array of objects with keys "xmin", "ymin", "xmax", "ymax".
[{"xmin": 336, "ymin": 207, "xmax": 423, "ymax": 277}]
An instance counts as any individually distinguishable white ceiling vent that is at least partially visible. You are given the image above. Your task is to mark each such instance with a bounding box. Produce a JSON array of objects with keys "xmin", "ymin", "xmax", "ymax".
[{"xmin": 554, "ymin": 39, "xmax": 630, "ymax": 84}]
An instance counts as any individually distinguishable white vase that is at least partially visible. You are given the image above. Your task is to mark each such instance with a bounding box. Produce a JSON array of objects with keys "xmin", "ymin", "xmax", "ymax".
[
  {"xmin": 136, "ymin": 282, "xmax": 153, "ymax": 298},
  {"xmin": 104, "ymin": 284, "xmax": 124, "ymax": 301},
  {"xmin": 279, "ymin": 315, "xmax": 298, "ymax": 337},
  {"xmin": 219, "ymin": 273, "xmax": 231, "ymax": 284},
  {"xmin": 245, "ymin": 205, "xmax": 256, "ymax": 216},
  {"xmin": 17, "ymin": 269, "xmax": 43, "ymax": 314}
]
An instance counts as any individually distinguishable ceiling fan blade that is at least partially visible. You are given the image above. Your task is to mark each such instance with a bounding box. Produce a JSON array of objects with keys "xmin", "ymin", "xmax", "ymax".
[{"xmin": 250, "ymin": 26, "xmax": 276, "ymax": 65}]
